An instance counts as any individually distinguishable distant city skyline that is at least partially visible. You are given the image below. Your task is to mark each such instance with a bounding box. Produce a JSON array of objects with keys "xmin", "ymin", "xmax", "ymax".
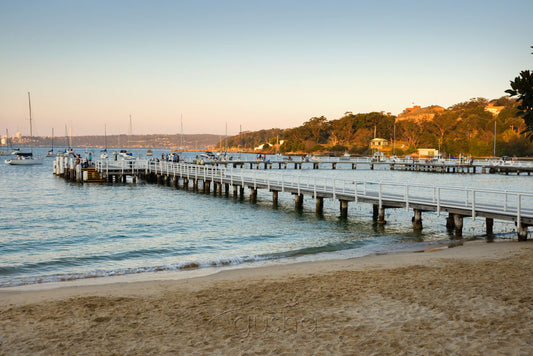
[{"xmin": 1, "ymin": 0, "xmax": 532, "ymax": 137}]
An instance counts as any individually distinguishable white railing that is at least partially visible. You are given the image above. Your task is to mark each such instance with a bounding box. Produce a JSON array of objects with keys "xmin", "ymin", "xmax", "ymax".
[{"xmin": 93, "ymin": 160, "xmax": 533, "ymax": 223}]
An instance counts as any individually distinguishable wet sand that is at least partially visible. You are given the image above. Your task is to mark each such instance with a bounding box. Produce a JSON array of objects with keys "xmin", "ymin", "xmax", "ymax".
[{"xmin": 0, "ymin": 240, "xmax": 532, "ymax": 355}]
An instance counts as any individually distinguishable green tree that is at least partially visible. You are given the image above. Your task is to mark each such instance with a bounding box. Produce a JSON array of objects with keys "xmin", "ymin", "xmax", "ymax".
[
  {"xmin": 303, "ymin": 116, "xmax": 329, "ymax": 145},
  {"xmin": 506, "ymin": 46, "xmax": 533, "ymax": 140},
  {"xmin": 429, "ymin": 111, "xmax": 459, "ymax": 152}
]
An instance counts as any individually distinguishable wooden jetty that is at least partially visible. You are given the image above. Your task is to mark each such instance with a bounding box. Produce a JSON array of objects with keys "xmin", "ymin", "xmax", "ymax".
[
  {"xmin": 201, "ymin": 159, "xmax": 533, "ymax": 175},
  {"xmin": 53, "ymin": 157, "xmax": 533, "ymax": 241}
]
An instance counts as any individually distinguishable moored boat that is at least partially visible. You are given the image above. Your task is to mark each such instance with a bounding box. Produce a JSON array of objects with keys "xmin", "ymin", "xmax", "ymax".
[{"xmin": 5, "ymin": 151, "xmax": 43, "ymax": 165}]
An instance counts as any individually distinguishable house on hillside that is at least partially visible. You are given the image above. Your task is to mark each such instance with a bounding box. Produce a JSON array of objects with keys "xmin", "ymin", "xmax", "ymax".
[
  {"xmin": 417, "ymin": 148, "xmax": 439, "ymax": 158},
  {"xmin": 370, "ymin": 138, "xmax": 389, "ymax": 151},
  {"xmin": 396, "ymin": 105, "xmax": 445, "ymax": 123},
  {"xmin": 485, "ymin": 103, "xmax": 505, "ymax": 116}
]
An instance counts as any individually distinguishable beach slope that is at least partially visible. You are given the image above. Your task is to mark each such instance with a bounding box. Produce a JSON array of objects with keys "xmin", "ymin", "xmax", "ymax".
[{"xmin": 1, "ymin": 241, "xmax": 532, "ymax": 355}]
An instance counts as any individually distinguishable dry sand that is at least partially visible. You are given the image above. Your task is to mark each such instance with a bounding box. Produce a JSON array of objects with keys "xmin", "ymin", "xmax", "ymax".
[{"xmin": 0, "ymin": 241, "xmax": 532, "ymax": 355}]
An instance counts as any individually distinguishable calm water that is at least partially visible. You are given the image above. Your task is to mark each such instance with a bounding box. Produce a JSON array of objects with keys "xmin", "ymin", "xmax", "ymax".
[{"xmin": 1, "ymin": 147, "xmax": 531, "ymax": 287}]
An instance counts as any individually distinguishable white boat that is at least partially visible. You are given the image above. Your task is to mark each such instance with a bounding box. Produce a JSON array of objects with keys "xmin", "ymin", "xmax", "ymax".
[
  {"xmin": 118, "ymin": 149, "xmax": 134, "ymax": 160},
  {"xmin": 5, "ymin": 93, "xmax": 42, "ymax": 165},
  {"xmin": 5, "ymin": 151, "xmax": 43, "ymax": 165}
]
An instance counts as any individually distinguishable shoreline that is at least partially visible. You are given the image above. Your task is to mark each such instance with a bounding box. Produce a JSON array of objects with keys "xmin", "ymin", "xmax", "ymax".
[
  {"xmin": 1, "ymin": 240, "xmax": 531, "ymax": 354},
  {"xmin": 0, "ymin": 236, "xmax": 453, "ymax": 292},
  {"xmin": 0, "ymin": 240, "xmax": 527, "ymax": 300}
]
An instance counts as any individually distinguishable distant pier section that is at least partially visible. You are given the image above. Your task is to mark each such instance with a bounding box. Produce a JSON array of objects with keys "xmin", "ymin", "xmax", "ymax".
[{"xmin": 203, "ymin": 158, "xmax": 533, "ymax": 175}]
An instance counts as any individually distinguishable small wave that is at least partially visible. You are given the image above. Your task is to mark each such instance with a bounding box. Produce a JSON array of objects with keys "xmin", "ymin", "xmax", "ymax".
[
  {"xmin": 0, "ymin": 255, "xmax": 261, "ymax": 288},
  {"xmin": 0, "ymin": 241, "xmax": 370, "ymax": 288}
]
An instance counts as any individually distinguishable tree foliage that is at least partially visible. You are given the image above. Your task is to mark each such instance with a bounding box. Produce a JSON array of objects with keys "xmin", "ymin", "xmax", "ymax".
[
  {"xmin": 224, "ymin": 96, "xmax": 533, "ymax": 156},
  {"xmin": 506, "ymin": 48, "xmax": 533, "ymax": 141}
]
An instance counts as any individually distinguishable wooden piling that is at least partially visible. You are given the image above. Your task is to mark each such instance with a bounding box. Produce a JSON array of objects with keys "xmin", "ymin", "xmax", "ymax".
[
  {"xmin": 250, "ymin": 188, "xmax": 257, "ymax": 203},
  {"xmin": 453, "ymin": 214, "xmax": 464, "ymax": 237},
  {"xmin": 446, "ymin": 213, "xmax": 455, "ymax": 231},
  {"xmin": 377, "ymin": 206, "xmax": 386, "ymax": 225},
  {"xmin": 486, "ymin": 217, "xmax": 494, "ymax": 236},
  {"xmin": 518, "ymin": 223, "xmax": 529, "ymax": 241},
  {"xmin": 272, "ymin": 190, "xmax": 279, "ymax": 207},
  {"xmin": 412, "ymin": 209, "xmax": 423, "ymax": 230},
  {"xmin": 340, "ymin": 200, "xmax": 348, "ymax": 218},
  {"xmin": 294, "ymin": 193, "xmax": 304, "ymax": 210},
  {"xmin": 316, "ymin": 197, "xmax": 324, "ymax": 215}
]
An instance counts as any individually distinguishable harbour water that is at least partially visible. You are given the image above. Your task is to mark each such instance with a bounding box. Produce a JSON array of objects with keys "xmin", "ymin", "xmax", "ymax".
[{"xmin": 1, "ymin": 147, "xmax": 531, "ymax": 288}]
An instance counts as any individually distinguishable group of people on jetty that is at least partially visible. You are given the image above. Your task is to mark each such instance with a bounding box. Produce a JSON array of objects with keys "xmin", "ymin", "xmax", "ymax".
[
  {"xmin": 74, "ymin": 152, "xmax": 93, "ymax": 168},
  {"xmin": 149, "ymin": 153, "xmax": 181, "ymax": 163}
]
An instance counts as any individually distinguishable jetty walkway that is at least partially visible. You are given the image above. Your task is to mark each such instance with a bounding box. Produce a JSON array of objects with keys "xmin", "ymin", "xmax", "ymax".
[
  {"xmin": 53, "ymin": 157, "xmax": 533, "ymax": 240},
  {"xmin": 202, "ymin": 158, "xmax": 533, "ymax": 175}
]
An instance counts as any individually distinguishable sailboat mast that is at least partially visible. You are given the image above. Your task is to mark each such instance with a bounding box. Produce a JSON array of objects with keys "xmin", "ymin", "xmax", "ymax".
[
  {"xmin": 180, "ymin": 114, "xmax": 184, "ymax": 149},
  {"xmin": 27, "ymin": 92, "xmax": 33, "ymax": 138},
  {"xmin": 128, "ymin": 114, "xmax": 132, "ymax": 148}
]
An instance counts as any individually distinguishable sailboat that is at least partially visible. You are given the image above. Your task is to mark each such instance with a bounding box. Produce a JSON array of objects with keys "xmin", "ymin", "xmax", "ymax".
[
  {"xmin": 5, "ymin": 92, "xmax": 43, "ymax": 165},
  {"xmin": 170, "ymin": 114, "xmax": 184, "ymax": 161},
  {"xmin": 100, "ymin": 124, "xmax": 108, "ymax": 159},
  {"xmin": 46, "ymin": 128, "xmax": 55, "ymax": 157},
  {"xmin": 63, "ymin": 124, "xmax": 74, "ymax": 155},
  {"xmin": 171, "ymin": 114, "xmax": 184, "ymax": 154}
]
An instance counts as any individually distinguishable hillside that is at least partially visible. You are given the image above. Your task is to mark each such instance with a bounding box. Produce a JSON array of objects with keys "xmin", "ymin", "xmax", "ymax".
[{"xmin": 222, "ymin": 96, "xmax": 532, "ymax": 157}]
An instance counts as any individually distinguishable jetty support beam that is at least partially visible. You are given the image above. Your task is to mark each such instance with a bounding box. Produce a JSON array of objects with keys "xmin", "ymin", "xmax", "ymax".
[
  {"xmin": 486, "ymin": 218, "xmax": 494, "ymax": 236},
  {"xmin": 340, "ymin": 200, "xmax": 348, "ymax": 218},
  {"xmin": 294, "ymin": 193, "xmax": 304, "ymax": 210},
  {"xmin": 250, "ymin": 188, "xmax": 258, "ymax": 203},
  {"xmin": 453, "ymin": 214, "xmax": 464, "ymax": 238},
  {"xmin": 446, "ymin": 213, "xmax": 455, "ymax": 232},
  {"xmin": 272, "ymin": 190, "xmax": 279, "ymax": 207},
  {"xmin": 373, "ymin": 204, "xmax": 386, "ymax": 224},
  {"xmin": 518, "ymin": 223, "xmax": 529, "ymax": 241},
  {"xmin": 316, "ymin": 197, "xmax": 324, "ymax": 215},
  {"xmin": 412, "ymin": 209, "xmax": 423, "ymax": 230}
]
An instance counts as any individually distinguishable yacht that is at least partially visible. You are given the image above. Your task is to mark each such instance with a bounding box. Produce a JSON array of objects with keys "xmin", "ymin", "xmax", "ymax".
[
  {"xmin": 5, "ymin": 151, "xmax": 43, "ymax": 165},
  {"xmin": 5, "ymin": 93, "xmax": 43, "ymax": 166}
]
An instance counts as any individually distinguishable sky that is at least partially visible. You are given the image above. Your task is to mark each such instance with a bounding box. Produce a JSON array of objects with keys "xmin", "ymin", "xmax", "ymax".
[{"xmin": 1, "ymin": 0, "xmax": 532, "ymax": 137}]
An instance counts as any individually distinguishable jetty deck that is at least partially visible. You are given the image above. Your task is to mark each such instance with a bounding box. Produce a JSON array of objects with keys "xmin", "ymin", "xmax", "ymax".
[
  {"xmin": 202, "ymin": 158, "xmax": 533, "ymax": 175},
  {"xmin": 53, "ymin": 157, "xmax": 533, "ymax": 240}
]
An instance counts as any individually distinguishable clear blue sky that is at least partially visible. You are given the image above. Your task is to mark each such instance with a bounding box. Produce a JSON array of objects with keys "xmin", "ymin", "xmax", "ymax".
[{"xmin": 1, "ymin": 0, "xmax": 532, "ymax": 136}]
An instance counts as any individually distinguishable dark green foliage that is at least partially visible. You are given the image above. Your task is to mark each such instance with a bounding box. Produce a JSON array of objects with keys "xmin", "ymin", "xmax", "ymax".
[{"xmin": 506, "ymin": 69, "xmax": 533, "ymax": 140}]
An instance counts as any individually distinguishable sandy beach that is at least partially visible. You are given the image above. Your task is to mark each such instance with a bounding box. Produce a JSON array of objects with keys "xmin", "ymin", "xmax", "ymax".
[{"xmin": 1, "ymin": 240, "xmax": 532, "ymax": 355}]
